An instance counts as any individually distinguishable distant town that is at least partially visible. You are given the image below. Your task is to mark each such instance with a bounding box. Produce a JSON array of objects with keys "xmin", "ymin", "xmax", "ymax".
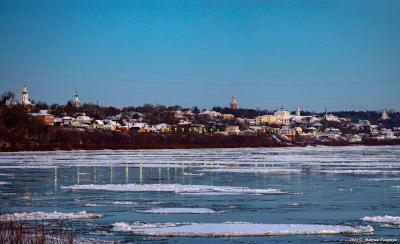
[{"xmin": 0, "ymin": 85, "xmax": 399, "ymax": 151}]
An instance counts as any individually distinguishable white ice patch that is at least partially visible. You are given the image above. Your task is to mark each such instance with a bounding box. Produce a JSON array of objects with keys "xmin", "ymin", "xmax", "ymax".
[
  {"xmin": 183, "ymin": 172, "xmax": 204, "ymax": 176},
  {"xmin": 0, "ymin": 166, "xmax": 57, "ymax": 169},
  {"xmin": 391, "ymin": 185, "xmax": 400, "ymax": 189},
  {"xmin": 62, "ymin": 183, "xmax": 287, "ymax": 195},
  {"xmin": 0, "ymin": 211, "xmax": 102, "ymax": 221},
  {"xmin": 200, "ymin": 168, "xmax": 301, "ymax": 174},
  {"xmin": 136, "ymin": 208, "xmax": 217, "ymax": 214},
  {"xmin": 112, "ymin": 201, "xmax": 137, "ymax": 205},
  {"xmin": 85, "ymin": 203, "xmax": 104, "ymax": 207},
  {"xmin": 362, "ymin": 178, "xmax": 400, "ymax": 181},
  {"xmin": 361, "ymin": 215, "xmax": 400, "ymax": 225},
  {"xmin": 0, "ymin": 181, "xmax": 10, "ymax": 185},
  {"xmin": 112, "ymin": 222, "xmax": 373, "ymax": 236},
  {"xmin": 316, "ymin": 169, "xmax": 400, "ymax": 175}
]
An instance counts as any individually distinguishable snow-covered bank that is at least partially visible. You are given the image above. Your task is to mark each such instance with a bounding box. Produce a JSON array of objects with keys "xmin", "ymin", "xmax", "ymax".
[
  {"xmin": 112, "ymin": 222, "xmax": 374, "ymax": 236},
  {"xmin": 62, "ymin": 183, "xmax": 287, "ymax": 195}
]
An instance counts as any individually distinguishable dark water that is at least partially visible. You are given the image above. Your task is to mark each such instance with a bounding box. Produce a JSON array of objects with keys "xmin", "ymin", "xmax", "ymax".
[{"xmin": 0, "ymin": 146, "xmax": 399, "ymax": 243}]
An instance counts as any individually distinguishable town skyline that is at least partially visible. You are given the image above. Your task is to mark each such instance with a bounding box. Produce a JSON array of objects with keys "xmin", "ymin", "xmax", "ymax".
[
  {"xmin": 1, "ymin": 84, "xmax": 397, "ymax": 113},
  {"xmin": 1, "ymin": 0, "xmax": 400, "ymax": 111}
]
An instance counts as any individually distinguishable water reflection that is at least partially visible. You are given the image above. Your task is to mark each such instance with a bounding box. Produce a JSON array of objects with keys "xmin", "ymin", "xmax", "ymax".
[
  {"xmin": 54, "ymin": 167, "xmax": 58, "ymax": 191},
  {"xmin": 110, "ymin": 166, "xmax": 113, "ymax": 183},
  {"xmin": 93, "ymin": 167, "xmax": 97, "ymax": 183},
  {"xmin": 125, "ymin": 165, "xmax": 129, "ymax": 184},
  {"xmin": 139, "ymin": 163, "xmax": 143, "ymax": 183}
]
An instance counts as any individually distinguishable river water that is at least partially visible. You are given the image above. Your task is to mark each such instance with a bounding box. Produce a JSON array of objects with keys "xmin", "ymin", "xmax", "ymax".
[{"xmin": 0, "ymin": 146, "xmax": 399, "ymax": 243}]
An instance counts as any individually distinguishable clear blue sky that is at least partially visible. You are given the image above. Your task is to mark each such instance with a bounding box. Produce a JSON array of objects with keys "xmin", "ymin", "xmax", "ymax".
[{"xmin": 0, "ymin": 0, "xmax": 399, "ymax": 111}]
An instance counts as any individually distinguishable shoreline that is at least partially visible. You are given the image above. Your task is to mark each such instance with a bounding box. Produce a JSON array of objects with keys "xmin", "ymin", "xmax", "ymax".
[{"xmin": 1, "ymin": 143, "xmax": 399, "ymax": 153}]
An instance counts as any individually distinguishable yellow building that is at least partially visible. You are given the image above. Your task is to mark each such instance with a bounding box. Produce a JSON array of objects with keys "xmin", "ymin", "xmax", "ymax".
[{"xmin": 255, "ymin": 108, "xmax": 291, "ymax": 125}]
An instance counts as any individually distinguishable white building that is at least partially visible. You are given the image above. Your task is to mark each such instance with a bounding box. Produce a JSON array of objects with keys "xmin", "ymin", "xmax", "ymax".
[
  {"xmin": 76, "ymin": 114, "xmax": 92, "ymax": 125},
  {"xmin": 324, "ymin": 114, "xmax": 340, "ymax": 122},
  {"xmin": 348, "ymin": 134, "xmax": 362, "ymax": 143},
  {"xmin": 295, "ymin": 105, "xmax": 301, "ymax": 116},
  {"xmin": 381, "ymin": 110, "xmax": 390, "ymax": 120},
  {"xmin": 73, "ymin": 91, "xmax": 81, "ymax": 108},
  {"xmin": 256, "ymin": 108, "xmax": 291, "ymax": 126},
  {"xmin": 21, "ymin": 85, "xmax": 32, "ymax": 107},
  {"xmin": 200, "ymin": 110, "xmax": 222, "ymax": 118}
]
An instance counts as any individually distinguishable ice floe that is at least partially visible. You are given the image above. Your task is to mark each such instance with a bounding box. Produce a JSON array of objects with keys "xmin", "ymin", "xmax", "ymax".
[
  {"xmin": 112, "ymin": 201, "xmax": 137, "ymax": 205},
  {"xmin": 136, "ymin": 208, "xmax": 217, "ymax": 214},
  {"xmin": 183, "ymin": 172, "xmax": 204, "ymax": 176},
  {"xmin": 362, "ymin": 178, "xmax": 400, "ymax": 181},
  {"xmin": 0, "ymin": 165, "xmax": 57, "ymax": 169},
  {"xmin": 361, "ymin": 215, "xmax": 400, "ymax": 225},
  {"xmin": 85, "ymin": 203, "xmax": 104, "ymax": 207},
  {"xmin": 62, "ymin": 183, "xmax": 287, "ymax": 195},
  {"xmin": 315, "ymin": 169, "xmax": 400, "ymax": 175},
  {"xmin": 200, "ymin": 168, "xmax": 301, "ymax": 174},
  {"xmin": 112, "ymin": 221, "xmax": 374, "ymax": 236},
  {"xmin": 0, "ymin": 211, "xmax": 102, "ymax": 221},
  {"xmin": 0, "ymin": 181, "xmax": 10, "ymax": 185}
]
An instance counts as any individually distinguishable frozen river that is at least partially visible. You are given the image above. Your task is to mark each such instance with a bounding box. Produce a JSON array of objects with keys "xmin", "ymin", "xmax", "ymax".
[{"xmin": 0, "ymin": 146, "xmax": 399, "ymax": 243}]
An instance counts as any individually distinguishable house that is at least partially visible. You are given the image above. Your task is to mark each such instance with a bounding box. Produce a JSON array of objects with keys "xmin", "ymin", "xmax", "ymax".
[
  {"xmin": 62, "ymin": 116, "xmax": 74, "ymax": 126},
  {"xmin": 92, "ymin": 120, "xmax": 104, "ymax": 129},
  {"xmin": 347, "ymin": 134, "xmax": 362, "ymax": 143},
  {"xmin": 292, "ymin": 116, "xmax": 319, "ymax": 124},
  {"xmin": 222, "ymin": 114, "xmax": 235, "ymax": 121},
  {"xmin": 200, "ymin": 110, "xmax": 222, "ymax": 119},
  {"xmin": 303, "ymin": 127, "xmax": 317, "ymax": 136},
  {"xmin": 154, "ymin": 123, "xmax": 172, "ymax": 133},
  {"xmin": 103, "ymin": 120, "xmax": 121, "ymax": 131},
  {"xmin": 279, "ymin": 126, "xmax": 296, "ymax": 142},
  {"xmin": 76, "ymin": 114, "xmax": 92, "ymax": 125},
  {"xmin": 129, "ymin": 122, "xmax": 149, "ymax": 132},
  {"xmin": 225, "ymin": 126, "xmax": 241, "ymax": 135},
  {"xmin": 54, "ymin": 117, "xmax": 63, "ymax": 126},
  {"xmin": 324, "ymin": 114, "xmax": 340, "ymax": 122},
  {"xmin": 31, "ymin": 110, "xmax": 54, "ymax": 126}
]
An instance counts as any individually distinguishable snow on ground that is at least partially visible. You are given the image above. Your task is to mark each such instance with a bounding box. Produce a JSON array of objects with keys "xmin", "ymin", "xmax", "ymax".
[
  {"xmin": 112, "ymin": 222, "xmax": 374, "ymax": 236},
  {"xmin": 200, "ymin": 168, "xmax": 301, "ymax": 174},
  {"xmin": 361, "ymin": 215, "xmax": 400, "ymax": 225},
  {"xmin": 0, "ymin": 211, "xmax": 102, "ymax": 221},
  {"xmin": 136, "ymin": 208, "xmax": 217, "ymax": 214},
  {"xmin": 62, "ymin": 183, "xmax": 287, "ymax": 195}
]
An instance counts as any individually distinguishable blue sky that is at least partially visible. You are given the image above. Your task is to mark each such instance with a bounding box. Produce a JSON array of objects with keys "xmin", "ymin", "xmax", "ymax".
[{"xmin": 0, "ymin": 0, "xmax": 399, "ymax": 111}]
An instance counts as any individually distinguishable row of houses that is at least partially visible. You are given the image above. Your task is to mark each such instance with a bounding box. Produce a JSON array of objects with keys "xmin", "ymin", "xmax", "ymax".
[{"xmin": 29, "ymin": 105, "xmax": 400, "ymax": 144}]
